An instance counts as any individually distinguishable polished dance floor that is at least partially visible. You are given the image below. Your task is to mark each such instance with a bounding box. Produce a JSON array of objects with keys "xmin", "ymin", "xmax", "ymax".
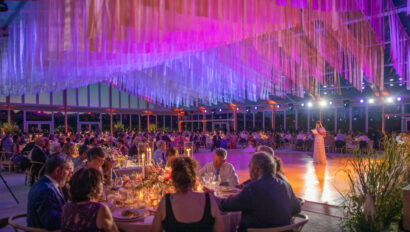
[{"xmin": 194, "ymin": 149, "xmax": 351, "ymax": 206}]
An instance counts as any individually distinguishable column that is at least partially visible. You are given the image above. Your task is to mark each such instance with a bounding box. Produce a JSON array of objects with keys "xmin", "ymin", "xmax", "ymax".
[
  {"xmin": 402, "ymin": 103, "xmax": 405, "ymax": 132},
  {"xmin": 138, "ymin": 114, "xmax": 141, "ymax": 132},
  {"xmin": 252, "ymin": 112, "xmax": 255, "ymax": 129},
  {"xmin": 272, "ymin": 108, "xmax": 275, "ymax": 131},
  {"xmin": 130, "ymin": 114, "xmax": 132, "ymax": 131},
  {"xmin": 295, "ymin": 109, "xmax": 298, "ymax": 131},
  {"xmin": 109, "ymin": 83, "xmax": 113, "ymax": 135},
  {"xmin": 243, "ymin": 112, "xmax": 246, "ymax": 130},
  {"xmin": 63, "ymin": 90, "xmax": 68, "ymax": 133},
  {"xmin": 163, "ymin": 115, "xmax": 165, "ymax": 130},
  {"xmin": 334, "ymin": 108, "xmax": 338, "ymax": 134},
  {"xmin": 6, "ymin": 96, "xmax": 10, "ymax": 124},
  {"xmin": 349, "ymin": 106, "xmax": 352, "ymax": 131},
  {"xmin": 233, "ymin": 110, "xmax": 237, "ymax": 132},
  {"xmin": 262, "ymin": 111, "xmax": 265, "ymax": 131},
  {"xmin": 147, "ymin": 115, "xmax": 150, "ymax": 131},
  {"xmin": 23, "ymin": 110, "xmax": 27, "ymax": 133},
  {"xmin": 381, "ymin": 104, "xmax": 385, "ymax": 134},
  {"xmin": 77, "ymin": 112, "xmax": 80, "ymax": 132},
  {"xmin": 203, "ymin": 113, "xmax": 206, "ymax": 131},
  {"xmin": 365, "ymin": 105, "xmax": 369, "ymax": 133},
  {"xmin": 307, "ymin": 109, "xmax": 310, "ymax": 132},
  {"xmin": 51, "ymin": 112, "xmax": 54, "ymax": 134},
  {"xmin": 283, "ymin": 110, "xmax": 286, "ymax": 131},
  {"xmin": 170, "ymin": 115, "xmax": 173, "ymax": 131},
  {"xmin": 155, "ymin": 115, "xmax": 158, "ymax": 131}
]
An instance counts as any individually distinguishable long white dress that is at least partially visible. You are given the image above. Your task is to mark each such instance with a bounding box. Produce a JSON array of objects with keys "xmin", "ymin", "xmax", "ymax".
[{"xmin": 313, "ymin": 127, "xmax": 327, "ymax": 164}]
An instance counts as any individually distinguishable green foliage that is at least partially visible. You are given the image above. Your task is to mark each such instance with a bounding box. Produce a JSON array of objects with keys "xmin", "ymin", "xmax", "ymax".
[
  {"xmin": 1, "ymin": 122, "xmax": 20, "ymax": 134},
  {"xmin": 339, "ymin": 137, "xmax": 409, "ymax": 232},
  {"xmin": 114, "ymin": 122, "xmax": 125, "ymax": 133}
]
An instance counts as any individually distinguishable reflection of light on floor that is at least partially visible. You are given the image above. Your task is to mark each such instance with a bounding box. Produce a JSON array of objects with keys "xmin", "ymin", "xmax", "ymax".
[{"xmin": 194, "ymin": 149, "xmax": 351, "ymax": 205}]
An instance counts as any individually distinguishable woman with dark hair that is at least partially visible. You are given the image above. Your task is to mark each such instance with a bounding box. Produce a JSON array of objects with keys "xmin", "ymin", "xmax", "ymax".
[
  {"xmin": 11, "ymin": 135, "xmax": 23, "ymax": 172},
  {"xmin": 61, "ymin": 168, "xmax": 118, "ymax": 232},
  {"xmin": 165, "ymin": 147, "xmax": 178, "ymax": 167},
  {"xmin": 313, "ymin": 121, "xmax": 327, "ymax": 164},
  {"xmin": 152, "ymin": 157, "xmax": 223, "ymax": 232}
]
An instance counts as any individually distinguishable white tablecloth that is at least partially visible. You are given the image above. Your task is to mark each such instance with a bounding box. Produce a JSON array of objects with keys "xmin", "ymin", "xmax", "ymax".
[{"xmin": 115, "ymin": 212, "xmax": 241, "ymax": 232}]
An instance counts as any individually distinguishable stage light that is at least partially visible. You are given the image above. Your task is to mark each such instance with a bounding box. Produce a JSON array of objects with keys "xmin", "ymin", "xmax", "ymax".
[
  {"xmin": 254, "ymin": 106, "xmax": 258, "ymax": 110},
  {"xmin": 368, "ymin": 98, "xmax": 374, "ymax": 104},
  {"xmin": 301, "ymin": 103, "xmax": 305, "ymax": 107},
  {"xmin": 397, "ymin": 97, "xmax": 402, "ymax": 102},
  {"xmin": 324, "ymin": 92, "xmax": 327, "ymax": 95},
  {"xmin": 329, "ymin": 101, "xmax": 333, "ymax": 105},
  {"xmin": 390, "ymin": 84, "xmax": 394, "ymax": 87},
  {"xmin": 385, "ymin": 97, "xmax": 393, "ymax": 103},
  {"xmin": 204, "ymin": 110, "xmax": 207, "ymax": 113},
  {"xmin": 236, "ymin": 107, "xmax": 239, "ymax": 111},
  {"xmin": 307, "ymin": 102, "xmax": 313, "ymax": 108},
  {"xmin": 219, "ymin": 108, "xmax": 222, "ymax": 112},
  {"xmin": 288, "ymin": 104, "xmax": 294, "ymax": 111},
  {"xmin": 343, "ymin": 100, "xmax": 350, "ymax": 108},
  {"xmin": 246, "ymin": 107, "xmax": 250, "ymax": 112},
  {"xmin": 276, "ymin": 104, "xmax": 280, "ymax": 108},
  {"xmin": 359, "ymin": 99, "xmax": 364, "ymax": 103},
  {"xmin": 88, "ymin": 112, "xmax": 91, "ymax": 115},
  {"xmin": 319, "ymin": 100, "xmax": 327, "ymax": 107},
  {"xmin": 389, "ymin": 78, "xmax": 394, "ymax": 81}
]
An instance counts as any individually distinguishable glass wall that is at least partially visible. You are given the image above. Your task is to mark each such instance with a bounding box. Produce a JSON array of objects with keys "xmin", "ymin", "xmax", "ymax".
[
  {"xmin": 321, "ymin": 108, "xmax": 335, "ymax": 133},
  {"xmin": 264, "ymin": 111, "xmax": 272, "ymax": 131},
  {"xmin": 368, "ymin": 106, "xmax": 382, "ymax": 132},
  {"xmin": 245, "ymin": 112, "xmax": 253, "ymax": 131},
  {"xmin": 337, "ymin": 107, "xmax": 349, "ymax": 133},
  {"xmin": 285, "ymin": 110, "xmax": 295, "ymax": 132},
  {"xmin": 352, "ymin": 106, "xmax": 365, "ymax": 133},
  {"xmin": 275, "ymin": 111, "xmax": 284, "ymax": 131},
  {"xmin": 237, "ymin": 113, "xmax": 244, "ymax": 131},
  {"xmin": 255, "ymin": 112, "xmax": 263, "ymax": 131},
  {"xmin": 171, "ymin": 116, "xmax": 178, "ymax": 132},
  {"xmin": 297, "ymin": 109, "xmax": 307, "ymax": 132}
]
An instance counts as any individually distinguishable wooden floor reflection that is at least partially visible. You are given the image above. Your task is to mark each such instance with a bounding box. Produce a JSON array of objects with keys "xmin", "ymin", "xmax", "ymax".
[{"xmin": 194, "ymin": 149, "xmax": 351, "ymax": 205}]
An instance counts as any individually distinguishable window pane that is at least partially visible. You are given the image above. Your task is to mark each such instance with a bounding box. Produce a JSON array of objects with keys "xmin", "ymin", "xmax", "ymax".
[
  {"xmin": 90, "ymin": 84, "xmax": 99, "ymax": 107},
  {"xmin": 78, "ymin": 86, "xmax": 88, "ymax": 107}
]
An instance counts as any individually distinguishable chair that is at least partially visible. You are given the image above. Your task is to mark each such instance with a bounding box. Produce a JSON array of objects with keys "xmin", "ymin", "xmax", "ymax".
[
  {"xmin": 8, "ymin": 214, "xmax": 50, "ymax": 232},
  {"xmin": 295, "ymin": 140, "xmax": 304, "ymax": 151},
  {"xmin": 26, "ymin": 161, "xmax": 44, "ymax": 186},
  {"xmin": 247, "ymin": 214, "xmax": 309, "ymax": 232},
  {"xmin": 359, "ymin": 141, "xmax": 368, "ymax": 154},
  {"xmin": 0, "ymin": 151, "xmax": 15, "ymax": 173},
  {"xmin": 335, "ymin": 140, "xmax": 345, "ymax": 153}
]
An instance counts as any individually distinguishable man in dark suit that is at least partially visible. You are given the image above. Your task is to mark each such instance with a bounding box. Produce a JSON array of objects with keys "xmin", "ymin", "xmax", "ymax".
[
  {"xmin": 216, "ymin": 152, "xmax": 301, "ymax": 232},
  {"xmin": 29, "ymin": 137, "xmax": 47, "ymax": 186},
  {"xmin": 27, "ymin": 153, "xmax": 73, "ymax": 230}
]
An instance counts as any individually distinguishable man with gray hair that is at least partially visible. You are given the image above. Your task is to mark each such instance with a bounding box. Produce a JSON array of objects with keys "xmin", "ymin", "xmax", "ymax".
[
  {"xmin": 27, "ymin": 153, "xmax": 73, "ymax": 230},
  {"xmin": 216, "ymin": 152, "xmax": 301, "ymax": 232},
  {"xmin": 152, "ymin": 140, "xmax": 167, "ymax": 165},
  {"xmin": 199, "ymin": 148, "xmax": 239, "ymax": 186}
]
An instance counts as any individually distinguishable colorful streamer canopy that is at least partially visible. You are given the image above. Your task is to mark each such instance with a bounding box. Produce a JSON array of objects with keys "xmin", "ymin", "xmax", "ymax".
[{"xmin": 0, "ymin": 0, "xmax": 408, "ymax": 107}]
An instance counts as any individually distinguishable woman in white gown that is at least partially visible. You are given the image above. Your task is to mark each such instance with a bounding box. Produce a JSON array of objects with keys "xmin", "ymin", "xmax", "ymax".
[{"xmin": 313, "ymin": 121, "xmax": 327, "ymax": 164}]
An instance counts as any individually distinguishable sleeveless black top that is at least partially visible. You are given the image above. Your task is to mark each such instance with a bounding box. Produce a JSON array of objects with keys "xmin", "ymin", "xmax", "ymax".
[{"xmin": 162, "ymin": 193, "xmax": 215, "ymax": 232}]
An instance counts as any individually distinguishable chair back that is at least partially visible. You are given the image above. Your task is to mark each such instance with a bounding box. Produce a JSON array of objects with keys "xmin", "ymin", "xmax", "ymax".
[
  {"xmin": 247, "ymin": 214, "xmax": 309, "ymax": 232},
  {"xmin": 359, "ymin": 141, "xmax": 367, "ymax": 149},
  {"xmin": 296, "ymin": 140, "xmax": 304, "ymax": 146},
  {"xmin": 335, "ymin": 140, "xmax": 345, "ymax": 148},
  {"xmin": 8, "ymin": 214, "xmax": 50, "ymax": 232}
]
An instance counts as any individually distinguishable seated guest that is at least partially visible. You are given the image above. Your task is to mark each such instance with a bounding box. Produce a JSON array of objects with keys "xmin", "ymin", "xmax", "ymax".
[
  {"xmin": 58, "ymin": 136, "xmax": 66, "ymax": 147},
  {"xmin": 296, "ymin": 131, "xmax": 306, "ymax": 141},
  {"xmin": 152, "ymin": 140, "xmax": 167, "ymax": 165},
  {"xmin": 30, "ymin": 137, "xmax": 47, "ymax": 185},
  {"xmin": 127, "ymin": 138, "xmax": 139, "ymax": 157},
  {"xmin": 152, "ymin": 157, "xmax": 223, "ymax": 232},
  {"xmin": 165, "ymin": 147, "xmax": 178, "ymax": 167},
  {"xmin": 61, "ymin": 168, "xmax": 119, "ymax": 232},
  {"xmin": 335, "ymin": 130, "xmax": 345, "ymax": 142},
  {"xmin": 84, "ymin": 147, "xmax": 114, "ymax": 185},
  {"xmin": 27, "ymin": 153, "xmax": 73, "ymax": 230},
  {"xmin": 216, "ymin": 152, "xmax": 301, "ymax": 232},
  {"xmin": 73, "ymin": 145, "xmax": 89, "ymax": 172},
  {"xmin": 49, "ymin": 141, "xmax": 62, "ymax": 154},
  {"xmin": 62, "ymin": 142, "xmax": 75, "ymax": 159},
  {"xmin": 199, "ymin": 148, "xmax": 239, "ymax": 186}
]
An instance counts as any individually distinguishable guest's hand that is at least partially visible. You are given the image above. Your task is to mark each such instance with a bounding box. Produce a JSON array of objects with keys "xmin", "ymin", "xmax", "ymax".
[
  {"xmin": 235, "ymin": 184, "xmax": 244, "ymax": 189},
  {"xmin": 202, "ymin": 186, "xmax": 215, "ymax": 194}
]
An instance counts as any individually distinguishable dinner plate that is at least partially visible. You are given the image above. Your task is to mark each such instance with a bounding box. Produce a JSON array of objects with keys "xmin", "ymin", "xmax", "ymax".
[{"xmin": 112, "ymin": 208, "xmax": 146, "ymax": 222}]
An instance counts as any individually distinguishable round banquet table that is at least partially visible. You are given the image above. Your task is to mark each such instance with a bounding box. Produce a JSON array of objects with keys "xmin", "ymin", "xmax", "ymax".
[
  {"xmin": 114, "ymin": 166, "xmax": 142, "ymax": 176},
  {"xmin": 115, "ymin": 211, "xmax": 241, "ymax": 232}
]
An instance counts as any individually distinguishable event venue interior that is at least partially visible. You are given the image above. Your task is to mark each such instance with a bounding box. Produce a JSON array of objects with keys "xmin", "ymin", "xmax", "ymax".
[{"xmin": 0, "ymin": 0, "xmax": 409, "ymax": 232}]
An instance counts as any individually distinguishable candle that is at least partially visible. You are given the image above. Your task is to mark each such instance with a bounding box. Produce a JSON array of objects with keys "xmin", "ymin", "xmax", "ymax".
[
  {"xmin": 147, "ymin": 147, "xmax": 152, "ymax": 163},
  {"xmin": 186, "ymin": 148, "xmax": 191, "ymax": 157},
  {"xmin": 142, "ymin": 153, "xmax": 145, "ymax": 179}
]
